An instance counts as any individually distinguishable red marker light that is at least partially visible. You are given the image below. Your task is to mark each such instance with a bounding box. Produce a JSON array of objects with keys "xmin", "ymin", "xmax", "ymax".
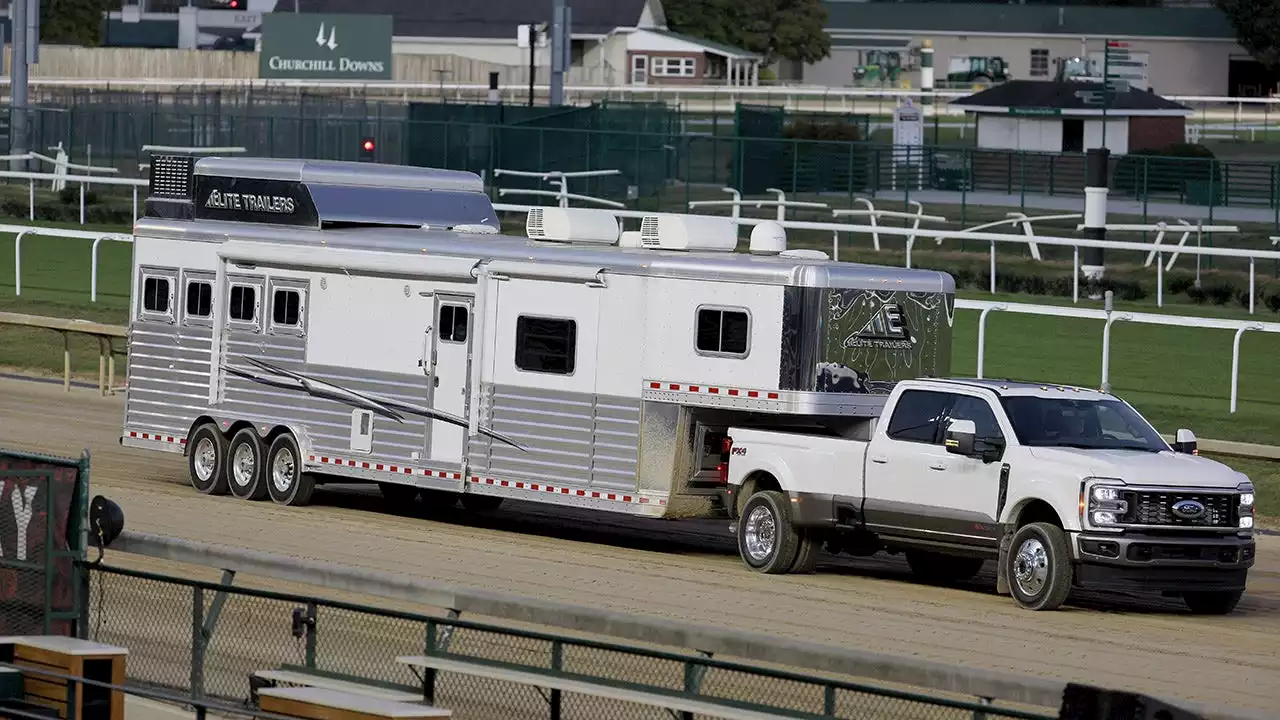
[{"xmin": 362, "ymin": 139, "xmax": 375, "ymax": 151}]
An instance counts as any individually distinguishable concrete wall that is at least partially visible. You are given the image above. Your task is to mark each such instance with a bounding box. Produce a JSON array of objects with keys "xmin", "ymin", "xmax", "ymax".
[{"xmin": 805, "ymin": 36, "xmax": 1244, "ymax": 97}]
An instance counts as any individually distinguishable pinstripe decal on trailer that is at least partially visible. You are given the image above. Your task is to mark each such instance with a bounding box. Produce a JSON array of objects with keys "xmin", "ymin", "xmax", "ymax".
[
  {"xmin": 307, "ymin": 454, "xmax": 463, "ymax": 479},
  {"xmin": 468, "ymin": 475, "xmax": 667, "ymax": 506}
]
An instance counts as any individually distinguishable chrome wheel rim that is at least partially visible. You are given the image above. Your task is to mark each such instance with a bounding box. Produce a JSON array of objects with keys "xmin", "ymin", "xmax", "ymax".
[
  {"xmin": 743, "ymin": 505, "xmax": 777, "ymax": 562},
  {"xmin": 271, "ymin": 448, "xmax": 296, "ymax": 493},
  {"xmin": 231, "ymin": 442, "xmax": 256, "ymax": 488},
  {"xmin": 1013, "ymin": 537, "xmax": 1050, "ymax": 597},
  {"xmin": 193, "ymin": 437, "xmax": 216, "ymax": 483}
]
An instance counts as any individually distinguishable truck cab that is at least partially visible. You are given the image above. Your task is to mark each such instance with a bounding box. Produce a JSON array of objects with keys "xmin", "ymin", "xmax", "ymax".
[{"xmin": 725, "ymin": 378, "xmax": 1256, "ymax": 614}]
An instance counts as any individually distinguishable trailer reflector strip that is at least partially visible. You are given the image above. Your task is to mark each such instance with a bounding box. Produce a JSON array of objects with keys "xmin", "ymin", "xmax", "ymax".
[
  {"xmin": 469, "ymin": 476, "xmax": 667, "ymax": 506},
  {"xmin": 127, "ymin": 431, "xmax": 187, "ymax": 445},
  {"xmin": 645, "ymin": 380, "xmax": 780, "ymax": 401},
  {"xmin": 307, "ymin": 454, "xmax": 462, "ymax": 480}
]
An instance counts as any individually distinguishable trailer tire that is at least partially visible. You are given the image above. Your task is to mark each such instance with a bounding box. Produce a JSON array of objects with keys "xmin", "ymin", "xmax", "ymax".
[
  {"xmin": 789, "ymin": 530, "xmax": 821, "ymax": 574},
  {"xmin": 906, "ymin": 550, "xmax": 984, "ymax": 584},
  {"xmin": 187, "ymin": 423, "xmax": 229, "ymax": 496},
  {"xmin": 1005, "ymin": 522, "xmax": 1073, "ymax": 611},
  {"xmin": 737, "ymin": 490, "xmax": 801, "ymax": 574},
  {"xmin": 226, "ymin": 428, "xmax": 269, "ymax": 501},
  {"xmin": 265, "ymin": 433, "xmax": 314, "ymax": 507}
]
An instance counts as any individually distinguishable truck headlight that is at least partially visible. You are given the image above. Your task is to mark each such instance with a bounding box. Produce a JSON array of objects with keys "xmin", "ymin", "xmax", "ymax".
[
  {"xmin": 1238, "ymin": 483, "xmax": 1255, "ymax": 530},
  {"xmin": 1083, "ymin": 480, "xmax": 1128, "ymax": 529}
]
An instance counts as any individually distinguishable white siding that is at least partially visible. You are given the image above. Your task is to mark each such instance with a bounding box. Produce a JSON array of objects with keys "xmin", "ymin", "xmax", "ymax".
[
  {"xmin": 976, "ymin": 116, "xmax": 1062, "ymax": 153},
  {"xmin": 1083, "ymin": 119, "xmax": 1129, "ymax": 154}
]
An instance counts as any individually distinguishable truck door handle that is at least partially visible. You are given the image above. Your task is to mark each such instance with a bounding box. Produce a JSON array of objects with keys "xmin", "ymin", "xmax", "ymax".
[
  {"xmin": 928, "ymin": 462, "xmax": 946, "ymax": 471},
  {"xmin": 870, "ymin": 456, "xmax": 888, "ymax": 464}
]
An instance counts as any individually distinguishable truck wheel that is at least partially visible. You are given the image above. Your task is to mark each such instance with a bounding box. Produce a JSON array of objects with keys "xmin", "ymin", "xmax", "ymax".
[
  {"xmin": 265, "ymin": 433, "xmax": 314, "ymax": 507},
  {"xmin": 187, "ymin": 423, "xmax": 229, "ymax": 496},
  {"xmin": 906, "ymin": 550, "xmax": 984, "ymax": 583},
  {"xmin": 227, "ymin": 428, "xmax": 268, "ymax": 501},
  {"xmin": 737, "ymin": 490, "xmax": 801, "ymax": 574},
  {"xmin": 1183, "ymin": 590, "xmax": 1242, "ymax": 615},
  {"xmin": 789, "ymin": 530, "xmax": 821, "ymax": 574},
  {"xmin": 1005, "ymin": 522, "xmax": 1073, "ymax": 611}
]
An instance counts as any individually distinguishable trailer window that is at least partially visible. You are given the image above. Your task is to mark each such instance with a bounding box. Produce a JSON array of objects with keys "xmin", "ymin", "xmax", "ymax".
[
  {"xmin": 229, "ymin": 285, "xmax": 257, "ymax": 322},
  {"xmin": 272, "ymin": 289, "xmax": 301, "ymax": 326},
  {"xmin": 515, "ymin": 316, "xmax": 576, "ymax": 375},
  {"xmin": 439, "ymin": 305, "xmax": 469, "ymax": 343},
  {"xmin": 696, "ymin": 307, "xmax": 750, "ymax": 356},
  {"xmin": 886, "ymin": 390, "xmax": 950, "ymax": 444},
  {"xmin": 186, "ymin": 281, "xmax": 212, "ymax": 318},
  {"xmin": 142, "ymin": 277, "xmax": 171, "ymax": 315}
]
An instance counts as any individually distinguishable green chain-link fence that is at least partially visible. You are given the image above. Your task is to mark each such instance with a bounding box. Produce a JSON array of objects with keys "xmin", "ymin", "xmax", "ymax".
[{"xmin": 84, "ymin": 564, "xmax": 1053, "ymax": 720}]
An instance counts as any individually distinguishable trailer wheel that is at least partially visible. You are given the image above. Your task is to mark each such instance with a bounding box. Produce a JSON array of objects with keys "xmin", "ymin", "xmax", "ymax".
[
  {"xmin": 1005, "ymin": 522, "xmax": 1073, "ymax": 611},
  {"xmin": 737, "ymin": 490, "xmax": 801, "ymax": 574},
  {"xmin": 906, "ymin": 550, "xmax": 984, "ymax": 583},
  {"xmin": 187, "ymin": 423, "xmax": 229, "ymax": 496},
  {"xmin": 1183, "ymin": 590, "xmax": 1242, "ymax": 615},
  {"xmin": 226, "ymin": 428, "xmax": 268, "ymax": 501},
  {"xmin": 265, "ymin": 433, "xmax": 314, "ymax": 507}
]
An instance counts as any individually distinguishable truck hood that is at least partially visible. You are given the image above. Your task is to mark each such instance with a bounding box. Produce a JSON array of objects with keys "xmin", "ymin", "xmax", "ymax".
[{"xmin": 1025, "ymin": 447, "xmax": 1246, "ymax": 489}]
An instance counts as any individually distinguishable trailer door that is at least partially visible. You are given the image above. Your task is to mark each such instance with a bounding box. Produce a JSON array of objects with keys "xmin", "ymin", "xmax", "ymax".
[{"xmin": 427, "ymin": 293, "xmax": 475, "ymax": 466}]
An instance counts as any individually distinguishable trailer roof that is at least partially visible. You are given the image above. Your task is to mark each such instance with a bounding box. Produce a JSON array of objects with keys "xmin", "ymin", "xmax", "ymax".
[{"xmin": 135, "ymin": 217, "xmax": 954, "ymax": 293}]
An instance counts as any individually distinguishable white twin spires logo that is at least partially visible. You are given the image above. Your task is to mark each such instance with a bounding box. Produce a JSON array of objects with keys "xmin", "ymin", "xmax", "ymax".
[{"xmin": 315, "ymin": 22, "xmax": 338, "ymax": 51}]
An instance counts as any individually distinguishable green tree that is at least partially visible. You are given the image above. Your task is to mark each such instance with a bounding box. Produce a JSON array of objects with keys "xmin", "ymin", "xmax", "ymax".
[
  {"xmin": 1214, "ymin": 0, "xmax": 1280, "ymax": 71},
  {"xmin": 665, "ymin": 0, "xmax": 831, "ymax": 66},
  {"xmin": 41, "ymin": 0, "xmax": 113, "ymax": 46}
]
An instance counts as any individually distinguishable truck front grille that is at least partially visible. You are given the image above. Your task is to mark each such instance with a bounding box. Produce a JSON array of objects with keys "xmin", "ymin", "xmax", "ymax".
[{"xmin": 1121, "ymin": 491, "xmax": 1236, "ymax": 529}]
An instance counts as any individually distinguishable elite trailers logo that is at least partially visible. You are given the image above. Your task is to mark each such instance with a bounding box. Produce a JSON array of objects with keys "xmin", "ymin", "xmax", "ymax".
[
  {"xmin": 843, "ymin": 303, "xmax": 915, "ymax": 350},
  {"xmin": 205, "ymin": 188, "xmax": 297, "ymax": 215}
]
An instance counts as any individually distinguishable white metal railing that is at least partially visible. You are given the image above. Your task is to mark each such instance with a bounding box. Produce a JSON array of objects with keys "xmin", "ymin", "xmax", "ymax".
[
  {"xmin": 9, "ymin": 224, "xmax": 135, "ymax": 302},
  {"xmin": 958, "ymin": 295, "xmax": 1278, "ymax": 414},
  {"xmin": 490, "ymin": 200, "xmax": 1280, "ymax": 314},
  {"xmin": 0, "ymin": 169, "xmax": 147, "ymax": 224}
]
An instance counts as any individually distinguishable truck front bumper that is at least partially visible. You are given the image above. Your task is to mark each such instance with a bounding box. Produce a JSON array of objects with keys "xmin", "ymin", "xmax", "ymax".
[{"xmin": 1069, "ymin": 531, "xmax": 1255, "ymax": 593}]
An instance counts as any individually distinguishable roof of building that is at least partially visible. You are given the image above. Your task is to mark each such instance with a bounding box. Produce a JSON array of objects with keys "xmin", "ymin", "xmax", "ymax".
[
  {"xmin": 630, "ymin": 27, "xmax": 760, "ymax": 59},
  {"xmin": 294, "ymin": 0, "xmax": 652, "ymax": 38},
  {"xmin": 821, "ymin": 1, "xmax": 1238, "ymax": 40},
  {"xmin": 950, "ymin": 80, "xmax": 1192, "ymax": 114}
]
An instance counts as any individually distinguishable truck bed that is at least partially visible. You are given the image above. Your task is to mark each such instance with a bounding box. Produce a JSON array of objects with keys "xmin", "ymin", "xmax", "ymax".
[{"xmin": 726, "ymin": 427, "xmax": 868, "ymax": 499}]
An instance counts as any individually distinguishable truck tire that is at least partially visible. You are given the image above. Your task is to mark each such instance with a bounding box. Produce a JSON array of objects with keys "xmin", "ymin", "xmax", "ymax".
[
  {"xmin": 265, "ymin": 433, "xmax": 314, "ymax": 507},
  {"xmin": 737, "ymin": 490, "xmax": 801, "ymax": 574},
  {"xmin": 789, "ymin": 530, "xmax": 821, "ymax": 574},
  {"xmin": 1183, "ymin": 590, "xmax": 1242, "ymax": 615},
  {"xmin": 906, "ymin": 550, "xmax": 984, "ymax": 583},
  {"xmin": 1005, "ymin": 522, "xmax": 1073, "ymax": 611},
  {"xmin": 227, "ymin": 428, "xmax": 269, "ymax": 501},
  {"xmin": 187, "ymin": 423, "xmax": 229, "ymax": 496}
]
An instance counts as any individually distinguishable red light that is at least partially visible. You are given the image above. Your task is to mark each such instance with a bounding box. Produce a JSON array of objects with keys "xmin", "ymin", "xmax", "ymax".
[{"xmin": 362, "ymin": 140, "xmax": 375, "ymax": 151}]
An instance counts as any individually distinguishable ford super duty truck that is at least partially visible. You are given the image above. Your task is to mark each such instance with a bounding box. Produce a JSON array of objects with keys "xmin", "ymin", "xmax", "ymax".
[{"xmin": 724, "ymin": 378, "xmax": 1257, "ymax": 613}]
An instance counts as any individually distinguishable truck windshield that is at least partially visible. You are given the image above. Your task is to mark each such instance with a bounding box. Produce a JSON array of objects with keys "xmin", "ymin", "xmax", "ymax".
[{"xmin": 1000, "ymin": 396, "xmax": 1169, "ymax": 452}]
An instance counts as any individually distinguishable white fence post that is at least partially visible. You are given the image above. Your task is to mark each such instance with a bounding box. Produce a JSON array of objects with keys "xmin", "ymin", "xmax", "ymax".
[{"xmin": 1230, "ymin": 326, "xmax": 1261, "ymax": 413}]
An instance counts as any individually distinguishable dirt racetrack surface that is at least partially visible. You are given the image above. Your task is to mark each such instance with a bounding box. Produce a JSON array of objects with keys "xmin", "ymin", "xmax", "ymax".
[{"xmin": 1, "ymin": 376, "xmax": 1277, "ymax": 715}]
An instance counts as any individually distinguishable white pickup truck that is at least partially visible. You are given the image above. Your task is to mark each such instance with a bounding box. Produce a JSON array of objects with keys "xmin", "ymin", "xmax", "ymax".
[{"xmin": 724, "ymin": 378, "xmax": 1257, "ymax": 614}]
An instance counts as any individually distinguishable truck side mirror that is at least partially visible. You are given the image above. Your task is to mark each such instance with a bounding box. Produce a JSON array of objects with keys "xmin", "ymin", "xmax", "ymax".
[
  {"xmin": 944, "ymin": 419, "xmax": 977, "ymax": 457},
  {"xmin": 1172, "ymin": 429, "xmax": 1198, "ymax": 455}
]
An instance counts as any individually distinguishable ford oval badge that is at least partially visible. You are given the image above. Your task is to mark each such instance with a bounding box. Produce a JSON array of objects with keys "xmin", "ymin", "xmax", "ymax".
[{"xmin": 1171, "ymin": 500, "xmax": 1207, "ymax": 520}]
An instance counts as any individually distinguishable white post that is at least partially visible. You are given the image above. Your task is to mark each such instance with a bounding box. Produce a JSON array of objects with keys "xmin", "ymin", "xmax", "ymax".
[
  {"xmin": 831, "ymin": 231, "xmax": 839, "ymax": 261},
  {"xmin": 1156, "ymin": 259, "xmax": 1163, "ymax": 308},
  {"xmin": 1072, "ymin": 247, "xmax": 1080, "ymax": 304},
  {"xmin": 28, "ymin": 180, "xmax": 34, "ymax": 221},
  {"xmin": 1101, "ymin": 316, "xmax": 1115, "ymax": 393},
  {"xmin": 976, "ymin": 306, "xmax": 997, "ymax": 378},
  {"xmin": 80, "ymin": 184, "xmax": 86, "ymax": 225},
  {"xmin": 133, "ymin": 186, "xmax": 139, "ymax": 221},
  {"xmin": 989, "ymin": 241, "xmax": 996, "ymax": 294},
  {"xmin": 1230, "ymin": 327, "xmax": 1253, "ymax": 414},
  {"xmin": 13, "ymin": 230, "xmax": 30, "ymax": 296},
  {"xmin": 1248, "ymin": 258, "xmax": 1255, "ymax": 315}
]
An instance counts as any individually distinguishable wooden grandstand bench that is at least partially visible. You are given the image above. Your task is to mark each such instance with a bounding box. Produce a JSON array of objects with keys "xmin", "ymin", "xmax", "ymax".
[
  {"xmin": 395, "ymin": 655, "xmax": 795, "ymax": 720},
  {"xmin": 250, "ymin": 667, "xmax": 424, "ymax": 704},
  {"xmin": 256, "ymin": 686, "xmax": 452, "ymax": 719},
  {"xmin": 0, "ymin": 636, "xmax": 127, "ymax": 720}
]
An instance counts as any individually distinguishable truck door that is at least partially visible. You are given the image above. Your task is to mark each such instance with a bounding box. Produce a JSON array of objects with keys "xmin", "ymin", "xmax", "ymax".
[
  {"xmin": 425, "ymin": 293, "xmax": 475, "ymax": 466},
  {"xmin": 863, "ymin": 389, "xmax": 1004, "ymax": 549}
]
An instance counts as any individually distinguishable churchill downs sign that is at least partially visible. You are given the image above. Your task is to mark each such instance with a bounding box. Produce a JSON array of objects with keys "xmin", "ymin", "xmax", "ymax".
[
  {"xmin": 0, "ymin": 449, "xmax": 89, "ymax": 637},
  {"xmin": 259, "ymin": 12, "xmax": 394, "ymax": 81}
]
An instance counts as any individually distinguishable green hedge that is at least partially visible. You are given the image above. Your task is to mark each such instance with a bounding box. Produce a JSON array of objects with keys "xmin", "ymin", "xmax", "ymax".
[{"xmin": 0, "ymin": 184, "xmax": 137, "ymax": 226}]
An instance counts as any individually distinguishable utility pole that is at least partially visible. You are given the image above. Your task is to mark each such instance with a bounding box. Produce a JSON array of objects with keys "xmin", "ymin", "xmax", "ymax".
[
  {"xmin": 549, "ymin": 0, "xmax": 571, "ymax": 106},
  {"xmin": 10, "ymin": 0, "xmax": 31, "ymax": 171}
]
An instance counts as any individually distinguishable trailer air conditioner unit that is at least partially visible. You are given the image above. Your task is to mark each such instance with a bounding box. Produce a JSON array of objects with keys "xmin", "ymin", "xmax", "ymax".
[
  {"xmin": 638, "ymin": 214, "xmax": 738, "ymax": 252},
  {"xmin": 619, "ymin": 230, "xmax": 643, "ymax": 248},
  {"xmin": 526, "ymin": 207, "xmax": 621, "ymax": 245}
]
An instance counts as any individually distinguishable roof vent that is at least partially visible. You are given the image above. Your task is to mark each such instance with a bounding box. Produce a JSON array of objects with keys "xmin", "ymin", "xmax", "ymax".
[
  {"xmin": 780, "ymin": 249, "xmax": 829, "ymax": 260},
  {"xmin": 526, "ymin": 207, "xmax": 620, "ymax": 245},
  {"xmin": 639, "ymin": 214, "xmax": 738, "ymax": 252},
  {"xmin": 749, "ymin": 221, "xmax": 787, "ymax": 255}
]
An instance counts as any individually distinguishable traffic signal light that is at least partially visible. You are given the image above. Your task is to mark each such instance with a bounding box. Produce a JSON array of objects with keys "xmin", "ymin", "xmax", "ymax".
[{"xmin": 359, "ymin": 137, "xmax": 375, "ymax": 161}]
